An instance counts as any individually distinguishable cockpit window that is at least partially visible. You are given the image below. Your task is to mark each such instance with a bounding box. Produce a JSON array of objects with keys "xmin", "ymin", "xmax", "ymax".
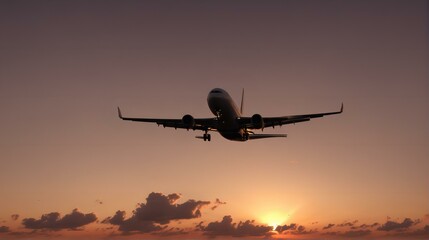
[{"xmin": 211, "ymin": 90, "xmax": 222, "ymax": 93}]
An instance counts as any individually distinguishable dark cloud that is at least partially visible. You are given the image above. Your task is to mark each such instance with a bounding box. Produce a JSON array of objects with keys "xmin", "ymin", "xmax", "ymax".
[
  {"xmin": 211, "ymin": 198, "xmax": 226, "ymax": 211},
  {"xmin": 122, "ymin": 221, "xmax": 164, "ymax": 234},
  {"xmin": 323, "ymin": 223, "xmax": 335, "ymax": 230},
  {"xmin": 377, "ymin": 218, "xmax": 417, "ymax": 232},
  {"xmin": 201, "ymin": 215, "xmax": 273, "ymax": 237},
  {"xmin": 102, "ymin": 210, "xmax": 164, "ymax": 234},
  {"xmin": 378, "ymin": 225, "xmax": 429, "ymax": 238},
  {"xmin": 102, "ymin": 211, "xmax": 126, "ymax": 225},
  {"xmin": 275, "ymin": 224, "xmax": 315, "ymax": 235},
  {"xmin": 133, "ymin": 192, "xmax": 210, "ymax": 224},
  {"xmin": 351, "ymin": 222, "xmax": 379, "ymax": 230},
  {"xmin": 371, "ymin": 222, "xmax": 380, "ymax": 227},
  {"xmin": 394, "ymin": 225, "xmax": 429, "ymax": 237},
  {"xmin": 234, "ymin": 220, "xmax": 273, "ymax": 237},
  {"xmin": 275, "ymin": 223, "xmax": 297, "ymax": 232},
  {"xmin": 22, "ymin": 209, "xmax": 97, "ymax": 231},
  {"xmin": 103, "ymin": 192, "xmax": 210, "ymax": 235},
  {"xmin": 338, "ymin": 220, "xmax": 358, "ymax": 227},
  {"xmin": 291, "ymin": 225, "xmax": 316, "ymax": 235},
  {"xmin": 195, "ymin": 221, "xmax": 204, "ymax": 230},
  {"xmin": 0, "ymin": 226, "xmax": 10, "ymax": 233},
  {"xmin": 11, "ymin": 214, "xmax": 19, "ymax": 221}
]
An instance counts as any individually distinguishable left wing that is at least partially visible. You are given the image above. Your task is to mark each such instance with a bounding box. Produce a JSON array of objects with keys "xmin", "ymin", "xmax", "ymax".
[
  {"xmin": 117, "ymin": 107, "xmax": 218, "ymax": 131},
  {"xmin": 241, "ymin": 103, "xmax": 343, "ymax": 129}
]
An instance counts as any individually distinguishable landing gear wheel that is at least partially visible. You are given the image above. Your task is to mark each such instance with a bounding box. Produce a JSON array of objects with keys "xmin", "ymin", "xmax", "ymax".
[
  {"xmin": 244, "ymin": 133, "xmax": 249, "ymax": 141},
  {"xmin": 203, "ymin": 133, "xmax": 211, "ymax": 141}
]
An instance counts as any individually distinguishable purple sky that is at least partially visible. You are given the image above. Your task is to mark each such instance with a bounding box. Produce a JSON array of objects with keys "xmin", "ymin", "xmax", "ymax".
[{"xmin": 0, "ymin": 1, "xmax": 428, "ymax": 239}]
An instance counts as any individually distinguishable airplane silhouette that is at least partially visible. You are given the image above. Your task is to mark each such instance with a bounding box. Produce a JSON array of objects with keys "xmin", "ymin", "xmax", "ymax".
[{"xmin": 118, "ymin": 88, "xmax": 343, "ymax": 141}]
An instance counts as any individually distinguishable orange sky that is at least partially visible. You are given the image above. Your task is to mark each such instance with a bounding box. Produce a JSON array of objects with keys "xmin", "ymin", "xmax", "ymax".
[{"xmin": 0, "ymin": 0, "xmax": 428, "ymax": 239}]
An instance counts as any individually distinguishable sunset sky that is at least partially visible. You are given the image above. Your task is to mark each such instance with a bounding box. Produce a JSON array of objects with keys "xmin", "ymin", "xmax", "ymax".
[{"xmin": 0, "ymin": 0, "xmax": 428, "ymax": 239}]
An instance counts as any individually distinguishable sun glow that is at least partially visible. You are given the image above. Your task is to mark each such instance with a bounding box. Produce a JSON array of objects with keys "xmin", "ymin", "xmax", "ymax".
[{"xmin": 260, "ymin": 211, "xmax": 290, "ymax": 230}]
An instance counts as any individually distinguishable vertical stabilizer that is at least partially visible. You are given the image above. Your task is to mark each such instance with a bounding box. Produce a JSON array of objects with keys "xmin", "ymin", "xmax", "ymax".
[{"xmin": 240, "ymin": 88, "xmax": 244, "ymax": 115}]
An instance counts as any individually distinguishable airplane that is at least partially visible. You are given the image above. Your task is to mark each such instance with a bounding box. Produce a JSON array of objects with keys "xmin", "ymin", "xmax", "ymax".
[{"xmin": 117, "ymin": 88, "xmax": 343, "ymax": 142}]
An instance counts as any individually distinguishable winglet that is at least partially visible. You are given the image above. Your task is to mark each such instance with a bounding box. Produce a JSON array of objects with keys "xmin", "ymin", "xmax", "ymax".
[
  {"xmin": 117, "ymin": 107, "xmax": 123, "ymax": 119},
  {"xmin": 340, "ymin": 103, "xmax": 344, "ymax": 113},
  {"xmin": 240, "ymin": 88, "xmax": 244, "ymax": 115}
]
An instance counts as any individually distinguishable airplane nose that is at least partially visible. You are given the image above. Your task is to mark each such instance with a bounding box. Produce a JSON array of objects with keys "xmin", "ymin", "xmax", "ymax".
[
  {"xmin": 207, "ymin": 94, "xmax": 216, "ymax": 104},
  {"xmin": 207, "ymin": 94, "xmax": 223, "ymax": 115}
]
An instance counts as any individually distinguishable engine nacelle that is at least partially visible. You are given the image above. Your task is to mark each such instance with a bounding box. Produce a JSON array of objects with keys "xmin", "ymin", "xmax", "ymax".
[
  {"xmin": 182, "ymin": 114, "xmax": 195, "ymax": 129},
  {"xmin": 251, "ymin": 114, "xmax": 264, "ymax": 129}
]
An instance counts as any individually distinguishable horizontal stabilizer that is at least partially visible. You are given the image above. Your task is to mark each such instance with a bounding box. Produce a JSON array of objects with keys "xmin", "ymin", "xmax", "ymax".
[{"xmin": 249, "ymin": 134, "xmax": 287, "ymax": 140}]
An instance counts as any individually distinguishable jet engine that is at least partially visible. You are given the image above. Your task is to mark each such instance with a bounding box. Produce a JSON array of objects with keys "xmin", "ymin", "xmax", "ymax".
[
  {"xmin": 182, "ymin": 114, "xmax": 195, "ymax": 129},
  {"xmin": 251, "ymin": 114, "xmax": 264, "ymax": 129}
]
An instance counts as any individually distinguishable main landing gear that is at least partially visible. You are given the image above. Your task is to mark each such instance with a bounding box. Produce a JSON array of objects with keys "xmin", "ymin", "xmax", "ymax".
[
  {"xmin": 243, "ymin": 132, "xmax": 249, "ymax": 141},
  {"xmin": 203, "ymin": 130, "xmax": 211, "ymax": 141}
]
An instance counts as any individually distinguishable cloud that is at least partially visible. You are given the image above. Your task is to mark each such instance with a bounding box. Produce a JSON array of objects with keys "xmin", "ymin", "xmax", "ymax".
[
  {"xmin": 323, "ymin": 223, "xmax": 335, "ymax": 230},
  {"xmin": 377, "ymin": 218, "xmax": 417, "ymax": 232},
  {"xmin": 275, "ymin": 223, "xmax": 297, "ymax": 232},
  {"xmin": 0, "ymin": 226, "xmax": 10, "ymax": 233},
  {"xmin": 351, "ymin": 222, "xmax": 379, "ymax": 229},
  {"xmin": 291, "ymin": 225, "xmax": 316, "ymax": 235},
  {"xmin": 103, "ymin": 192, "xmax": 210, "ymax": 235},
  {"xmin": 397, "ymin": 225, "xmax": 429, "ymax": 237},
  {"xmin": 102, "ymin": 211, "xmax": 126, "ymax": 225},
  {"xmin": 384, "ymin": 225, "xmax": 429, "ymax": 238},
  {"xmin": 211, "ymin": 198, "xmax": 226, "ymax": 211},
  {"xmin": 22, "ymin": 208, "xmax": 97, "ymax": 231},
  {"xmin": 103, "ymin": 211, "xmax": 165, "ymax": 234},
  {"xmin": 11, "ymin": 214, "xmax": 19, "ymax": 221},
  {"xmin": 337, "ymin": 220, "xmax": 358, "ymax": 227},
  {"xmin": 133, "ymin": 192, "xmax": 210, "ymax": 224},
  {"xmin": 102, "ymin": 210, "xmax": 164, "ymax": 234},
  {"xmin": 275, "ymin": 224, "xmax": 315, "ymax": 235},
  {"xmin": 201, "ymin": 215, "xmax": 273, "ymax": 237}
]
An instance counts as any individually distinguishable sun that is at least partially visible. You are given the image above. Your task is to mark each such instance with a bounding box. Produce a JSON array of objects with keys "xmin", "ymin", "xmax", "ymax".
[{"xmin": 260, "ymin": 211, "xmax": 290, "ymax": 230}]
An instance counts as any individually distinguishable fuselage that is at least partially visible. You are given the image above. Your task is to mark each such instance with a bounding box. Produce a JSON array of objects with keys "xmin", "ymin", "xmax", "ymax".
[{"xmin": 207, "ymin": 88, "xmax": 247, "ymax": 141}]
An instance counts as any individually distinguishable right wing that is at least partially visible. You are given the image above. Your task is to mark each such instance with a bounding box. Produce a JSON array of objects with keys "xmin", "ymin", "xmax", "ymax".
[
  {"xmin": 241, "ymin": 104, "xmax": 343, "ymax": 129},
  {"xmin": 117, "ymin": 107, "xmax": 218, "ymax": 131}
]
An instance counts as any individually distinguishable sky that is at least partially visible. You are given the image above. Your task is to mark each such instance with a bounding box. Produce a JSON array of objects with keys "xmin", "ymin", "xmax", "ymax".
[{"xmin": 0, "ymin": 0, "xmax": 428, "ymax": 239}]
